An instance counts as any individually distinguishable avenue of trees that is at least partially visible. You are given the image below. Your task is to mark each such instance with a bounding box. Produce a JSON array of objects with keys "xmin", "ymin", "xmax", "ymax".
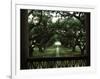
[
  {"xmin": 20, "ymin": 9, "xmax": 90, "ymax": 69},
  {"xmin": 28, "ymin": 10, "xmax": 90, "ymax": 55}
]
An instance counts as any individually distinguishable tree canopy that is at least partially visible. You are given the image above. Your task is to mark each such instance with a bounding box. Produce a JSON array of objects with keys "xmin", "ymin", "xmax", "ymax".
[{"xmin": 28, "ymin": 9, "xmax": 90, "ymax": 55}]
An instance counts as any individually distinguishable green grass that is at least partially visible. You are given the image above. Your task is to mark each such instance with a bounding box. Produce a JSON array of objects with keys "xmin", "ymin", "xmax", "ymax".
[{"xmin": 32, "ymin": 45, "xmax": 81, "ymax": 57}]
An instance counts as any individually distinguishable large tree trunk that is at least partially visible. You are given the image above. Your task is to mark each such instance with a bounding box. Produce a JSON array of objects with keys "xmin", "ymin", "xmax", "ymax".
[
  {"xmin": 38, "ymin": 45, "xmax": 43, "ymax": 52},
  {"xmin": 20, "ymin": 9, "xmax": 29, "ymax": 69},
  {"xmin": 85, "ymin": 13, "xmax": 90, "ymax": 66},
  {"xmin": 72, "ymin": 45, "xmax": 76, "ymax": 52},
  {"xmin": 80, "ymin": 47, "xmax": 85, "ymax": 55}
]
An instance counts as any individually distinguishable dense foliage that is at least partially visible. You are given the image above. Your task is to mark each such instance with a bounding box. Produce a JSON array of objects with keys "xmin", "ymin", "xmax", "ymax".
[{"xmin": 28, "ymin": 10, "xmax": 88, "ymax": 56}]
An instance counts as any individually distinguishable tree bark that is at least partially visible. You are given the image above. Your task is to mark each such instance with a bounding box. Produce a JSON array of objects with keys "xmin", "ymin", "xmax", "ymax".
[
  {"xmin": 85, "ymin": 13, "xmax": 90, "ymax": 66},
  {"xmin": 20, "ymin": 9, "xmax": 29, "ymax": 69},
  {"xmin": 72, "ymin": 45, "xmax": 76, "ymax": 52}
]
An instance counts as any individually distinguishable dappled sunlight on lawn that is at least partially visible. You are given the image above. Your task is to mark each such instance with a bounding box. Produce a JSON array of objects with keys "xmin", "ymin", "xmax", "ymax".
[{"xmin": 32, "ymin": 46, "xmax": 81, "ymax": 57}]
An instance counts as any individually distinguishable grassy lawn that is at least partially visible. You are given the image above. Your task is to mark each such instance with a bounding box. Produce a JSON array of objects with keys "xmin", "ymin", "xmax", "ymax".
[{"xmin": 32, "ymin": 45, "xmax": 81, "ymax": 57}]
